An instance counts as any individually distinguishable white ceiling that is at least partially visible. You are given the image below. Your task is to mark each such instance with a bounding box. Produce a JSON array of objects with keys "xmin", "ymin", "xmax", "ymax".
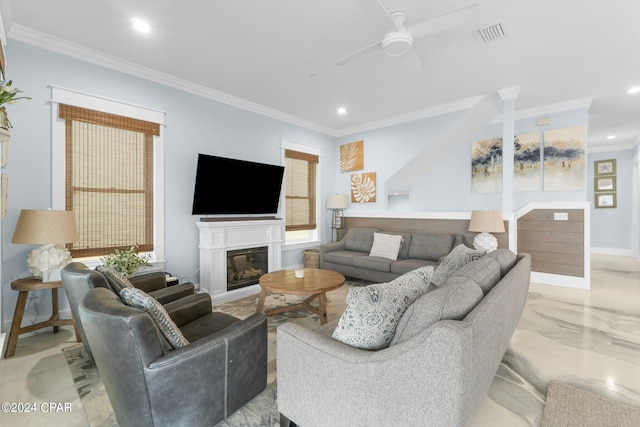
[{"xmin": 3, "ymin": 0, "xmax": 640, "ymax": 148}]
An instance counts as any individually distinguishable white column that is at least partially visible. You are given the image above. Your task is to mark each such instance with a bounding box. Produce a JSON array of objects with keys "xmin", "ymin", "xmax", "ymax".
[
  {"xmin": 498, "ymin": 87, "xmax": 520, "ymax": 214},
  {"xmin": 632, "ymin": 150, "xmax": 640, "ymax": 257}
]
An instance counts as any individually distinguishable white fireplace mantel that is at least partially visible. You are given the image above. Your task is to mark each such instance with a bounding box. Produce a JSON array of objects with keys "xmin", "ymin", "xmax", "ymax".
[{"xmin": 196, "ymin": 219, "xmax": 284, "ymax": 304}]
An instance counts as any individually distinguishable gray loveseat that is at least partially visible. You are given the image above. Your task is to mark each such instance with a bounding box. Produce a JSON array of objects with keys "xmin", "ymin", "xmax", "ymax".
[
  {"xmin": 278, "ymin": 249, "xmax": 531, "ymax": 427},
  {"xmin": 320, "ymin": 227, "xmax": 464, "ymax": 282}
]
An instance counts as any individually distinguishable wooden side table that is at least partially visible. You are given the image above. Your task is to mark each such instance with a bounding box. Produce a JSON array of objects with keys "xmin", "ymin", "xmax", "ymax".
[{"xmin": 4, "ymin": 277, "xmax": 78, "ymax": 358}]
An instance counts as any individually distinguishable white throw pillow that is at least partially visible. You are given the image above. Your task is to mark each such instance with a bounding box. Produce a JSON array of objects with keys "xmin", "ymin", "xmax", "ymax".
[
  {"xmin": 369, "ymin": 232, "xmax": 404, "ymax": 260},
  {"xmin": 331, "ymin": 266, "xmax": 434, "ymax": 350}
]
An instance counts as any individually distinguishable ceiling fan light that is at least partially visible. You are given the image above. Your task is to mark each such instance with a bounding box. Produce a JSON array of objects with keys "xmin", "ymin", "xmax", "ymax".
[{"xmin": 382, "ymin": 32, "xmax": 413, "ymax": 56}]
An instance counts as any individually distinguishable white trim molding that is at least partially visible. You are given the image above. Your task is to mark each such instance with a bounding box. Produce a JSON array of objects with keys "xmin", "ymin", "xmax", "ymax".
[
  {"xmin": 632, "ymin": 151, "xmax": 640, "ymax": 257},
  {"xmin": 50, "ymin": 86, "xmax": 166, "ymax": 266}
]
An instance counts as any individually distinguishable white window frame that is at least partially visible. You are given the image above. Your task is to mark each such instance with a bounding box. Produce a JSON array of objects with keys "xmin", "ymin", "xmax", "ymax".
[
  {"xmin": 280, "ymin": 139, "xmax": 321, "ymax": 250},
  {"xmin": 50, "ymin": 86, "xmax": 166, "ymax": 268}
]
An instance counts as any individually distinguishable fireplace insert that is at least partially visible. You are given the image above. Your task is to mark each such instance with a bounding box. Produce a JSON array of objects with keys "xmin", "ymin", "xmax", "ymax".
[{"xmin": 227, "ymin": 246, "xmax": 268, "ymax": 290}]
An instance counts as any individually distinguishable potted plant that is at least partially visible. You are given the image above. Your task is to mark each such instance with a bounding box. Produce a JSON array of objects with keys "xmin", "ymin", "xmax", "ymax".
[
  {"xmin": 100, "ymin": 246, "xmax": 150, "ymax": 277},
  {"xmin": 0, "ymin": 80, "xmax": 31, "ymax": 129}
]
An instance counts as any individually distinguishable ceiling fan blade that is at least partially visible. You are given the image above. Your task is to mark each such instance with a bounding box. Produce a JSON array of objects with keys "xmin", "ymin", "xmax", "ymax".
[
  {"xmin": 409, "ymin": 4, "xmax": 478, "ymax": 39},
  {"xmin": 335, "ymin": 40, "xmax": 382, "ymax": 66},
  {"xmin": 402, "ymin": 50, "xmax": 423, "ymax": 71},
  {"xmin": 358, "ymin": 0, "xmax": 402, "ymax": 31}
]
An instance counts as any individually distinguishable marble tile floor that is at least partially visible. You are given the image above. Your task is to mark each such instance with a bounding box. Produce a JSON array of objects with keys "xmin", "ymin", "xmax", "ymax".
[{"xmin": 0, "ymin": 254, "xmax": 638, "ymax": 427}]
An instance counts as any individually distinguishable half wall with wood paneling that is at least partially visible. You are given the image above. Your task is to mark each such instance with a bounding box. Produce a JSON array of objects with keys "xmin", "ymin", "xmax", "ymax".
[
  {"xmin": 340, "ymin": 214, "xmax": 509, "ymax": 249},
  {"xmin": 517, "ymin": 209, "xmax": 584, "ymax": 277},
  {"xmin": 515, "ymin": 202, "xmax": 590, "ymax": 289}
]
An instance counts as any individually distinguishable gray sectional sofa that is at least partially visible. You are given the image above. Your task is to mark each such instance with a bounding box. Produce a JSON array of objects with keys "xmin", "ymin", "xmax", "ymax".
[
  {"xmin": 320, "ymin": 227, "xmax": 464, "ymax": 282},
  {"xmin": 278, "ymin": 249, "xmax": 531, "ymax": 427}
]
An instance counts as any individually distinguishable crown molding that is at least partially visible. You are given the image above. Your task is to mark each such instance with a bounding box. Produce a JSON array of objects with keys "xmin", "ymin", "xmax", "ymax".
[
  {"xmin": 8, "ymin": 24, "xmax": 336, "ymax": 136},
  {"xmin": 587, "ymin": 141, "xmax": 637, "ymax": 154},
  {"xmin": 5, "ymin": 23, "xmax": 596, "ymax": 140},
  {"xmin": 488, "ymin": 97, "xmax": 593, "ymax": 125},
  {"xmin": 515, "ymin": 97, "xmax": 593, "ymax": 120},
  {"xmin": 498, "ymin": 86, "xmax": 520, "ymax": 101},
  {"xmin": 335, "ymin": 96, "xmax": 484, "ymax": 137}
]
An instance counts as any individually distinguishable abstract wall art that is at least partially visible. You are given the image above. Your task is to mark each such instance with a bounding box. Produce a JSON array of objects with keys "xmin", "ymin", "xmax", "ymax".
[
  {"xmin": 340, "ymin": 140, "xmax": 364, "ymax": 172},
  {"xmin": 350, "ymin": 172, "xmax": 376, "ymax": 203},
  {"xmin": 471, "ymin": 138, "xmax": 502, "ymax": 193},
  {"xmin": 514, "ymin": 132, "xmax": 541, "ymax": 192},
  {"xmin": 543, "ymin": 126, "xmax": 586, "ymax": 191}
]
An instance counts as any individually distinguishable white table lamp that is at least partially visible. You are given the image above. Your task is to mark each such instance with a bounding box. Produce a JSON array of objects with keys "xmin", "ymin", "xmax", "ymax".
[
  {"xmin": 468, "ymin": 210, "xmax": 505, "ymax": 252},
  {"xmin": 12, "ymin": 209, "xmax": 79, "ymax": 282}
]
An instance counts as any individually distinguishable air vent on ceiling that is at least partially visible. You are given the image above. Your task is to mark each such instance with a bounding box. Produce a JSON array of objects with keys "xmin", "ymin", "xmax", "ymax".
[{"xmin": 479, "ymin": 23, "xmax": 505, "ymax": 43}]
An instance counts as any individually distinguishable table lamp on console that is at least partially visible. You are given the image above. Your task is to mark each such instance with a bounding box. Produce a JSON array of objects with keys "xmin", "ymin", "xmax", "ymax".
[
  {"xmin": 468, "ymin": 210, "xmax": 505, "ymax": 253},
  {"xmin": 12, "ymin": 209, "xmax": 79, "ymax": 282}
]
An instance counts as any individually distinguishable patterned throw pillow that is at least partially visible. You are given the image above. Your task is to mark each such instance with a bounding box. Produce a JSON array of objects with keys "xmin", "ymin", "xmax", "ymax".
[
  {"xmin": 369, "ymin": 232, "xmax": 404, "ymax": 260},
  {"xmin": 96, "ymin": 265, "xmax": 134, "ymax": 294},
  {"xmin": 120, "ymin": 287, "xmax": 189, "ymax": 349},
  {"xmin": 331, "ymin": 266, "xmax": 434, "ymax": 350},
  {"xmin": 431, "ymin": 244, "xmax": 486, "ymax": 287}
]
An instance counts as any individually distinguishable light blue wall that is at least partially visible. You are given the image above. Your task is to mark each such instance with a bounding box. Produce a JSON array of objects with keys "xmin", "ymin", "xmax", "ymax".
[
  {"xmin": 2, "ymin": 39, "xmax": 633, "ymax": 326},
  {"xmin": 337, "ymin": 108, "xmax": 589, "ymax": 213},
  {"xmin": 588, "ymin": 148, "xmax": 634, "ymax": 251},
  {"xmin": 1, "ymin": 41, "xmax": 336, "ymax": 323}
]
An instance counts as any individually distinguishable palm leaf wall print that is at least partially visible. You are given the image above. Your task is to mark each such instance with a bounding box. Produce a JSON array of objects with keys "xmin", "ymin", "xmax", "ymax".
[
  {"xmin": 340, "ymin": 140, "xmax": 364, "ymax": 172},
  {"xmin": 350, "ymin": 172, "xmax": 376, "ymax": 203}
]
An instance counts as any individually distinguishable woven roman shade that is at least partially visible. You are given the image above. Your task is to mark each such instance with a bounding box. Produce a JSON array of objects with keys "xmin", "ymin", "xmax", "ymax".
[
  {"xmin": 59, "ymin": 104, "xmax": 158, "ymax": 258},
  {"xmin": 285, "ymin": 149, "xmax": 318, "ymax": 231}
]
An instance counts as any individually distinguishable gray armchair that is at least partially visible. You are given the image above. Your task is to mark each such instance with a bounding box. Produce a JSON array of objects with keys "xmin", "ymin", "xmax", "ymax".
[
  {"xmin": 79, "ymin": 287, "xmax": 267, "ymax": 427},
  {"xmin": 61, "ymin": 262, "xmax": 196, "ymax": 357}
]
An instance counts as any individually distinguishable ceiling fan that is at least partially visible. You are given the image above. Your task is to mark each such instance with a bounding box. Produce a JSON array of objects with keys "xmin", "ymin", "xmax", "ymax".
[{"xmin": 335, "ymin": 0, "xmax": 479, "ymax": 69}]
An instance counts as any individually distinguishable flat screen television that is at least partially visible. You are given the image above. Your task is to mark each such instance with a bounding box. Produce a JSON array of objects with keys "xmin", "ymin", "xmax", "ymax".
[{"xmin": 191, "ymin": 153, "xmax": 285, "ymax": 216}]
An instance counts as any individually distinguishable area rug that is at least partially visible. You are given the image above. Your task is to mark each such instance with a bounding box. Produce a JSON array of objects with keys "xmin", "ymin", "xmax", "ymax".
[
  {"xmin": 541, "ymin": 381, "xmax": 640, "ymax": 427},
  {"xmin": 63, "ymin": 283, "xmax": 355, "ymax": 427}
]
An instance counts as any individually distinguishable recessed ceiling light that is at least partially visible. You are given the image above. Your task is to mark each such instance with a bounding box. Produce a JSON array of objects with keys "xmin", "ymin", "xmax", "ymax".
[
  {"xmin": 607, "ymin": 135, "xmax": 616, "ymax": 140},
  {"xmin": 337, "ymin": 107, "xmax": 347, "ymax": 115},
  {"xmin": 627, "ymin": 86, "xmax": 640, "ymax": 94},
  {"xmin": 131, "ymin": 18, "xmax": 151, "ymax": 33}
]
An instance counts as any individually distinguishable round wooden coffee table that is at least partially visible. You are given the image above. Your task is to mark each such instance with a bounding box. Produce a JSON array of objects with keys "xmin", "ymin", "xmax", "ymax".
[{"xmin": 255, "ymin": 268, "xmax": 345, "ymax": 325}]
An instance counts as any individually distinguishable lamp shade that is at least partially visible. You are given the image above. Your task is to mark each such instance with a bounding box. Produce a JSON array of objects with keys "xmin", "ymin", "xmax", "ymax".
[
  {"xmin": 12, "ymin": 209, "xmax": 79, "ymax": 244},
  {"xmin": 327, "ymin": 194, "xmax": 348, "ymax": 209},
  {"xmin": 468, "ymin": 210, "xmax": 505, "ymax": 233}
]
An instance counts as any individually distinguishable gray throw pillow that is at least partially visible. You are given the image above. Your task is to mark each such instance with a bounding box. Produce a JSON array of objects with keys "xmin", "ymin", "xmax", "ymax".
[
  {"xmin": 431, "ymin": 244, "xmax": 485, "ymax": 287},
  {"xmin": 449, "ymin": 256, "xmax": 501, "ymax": 294},
  {"xmin": 331, "ymin": 266, "xmax": 434, "ymax": 350},
  {"xmin": 96, "ymin": 265, "xmax": 134, "ymax": 294},
  {"xmin": 391, "ymin": 277, "xmax": 483, "ymax": 345},
  {"xmin": 120, "ymin": 287, "xmax": 189, "ymax": 349}
]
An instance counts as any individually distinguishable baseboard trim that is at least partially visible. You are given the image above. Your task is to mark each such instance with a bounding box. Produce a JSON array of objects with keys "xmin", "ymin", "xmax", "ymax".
[
  {"xmin": 209, "ymin": 284, "xmax": 262, "ymax": 305},
  {"xmin": 530, "ymin": 272, "xmax": 589, "ymax": 289},
  {"xmin": 591, "ymin": 247, "xmax": 633, "ymax": 257}
]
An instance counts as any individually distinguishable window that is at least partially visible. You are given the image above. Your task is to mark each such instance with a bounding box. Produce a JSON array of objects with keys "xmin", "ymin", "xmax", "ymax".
[
  {"xmin": 51, "ymin": 87, "xmax": 165, "ymax": 263},
  {"xmin": 281, "ymin": 140, "xmax": 321, "ymax": 245},
  {"xmin": 59, "ymin": 105, "xmax": 157, "ymax": 258}
]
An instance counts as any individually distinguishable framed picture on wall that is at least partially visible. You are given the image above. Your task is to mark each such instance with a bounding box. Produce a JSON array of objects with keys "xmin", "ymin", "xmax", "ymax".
[
  {"xmin": 594, "ymin": 176, "xmax": 616, "ymax": 192},
  {"xmin": 595, "ymin": 192, "xmax": 617, "ymax": 209},
  {"xmin": 594, "ymin": 159, "xmax": 616, "ymax": 175}
]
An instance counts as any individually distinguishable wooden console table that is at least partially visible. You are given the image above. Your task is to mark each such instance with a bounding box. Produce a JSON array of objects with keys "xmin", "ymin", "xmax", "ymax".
[{"xmin": 4, "ymin": 277, "xmax": 78, "ymax": 358}]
